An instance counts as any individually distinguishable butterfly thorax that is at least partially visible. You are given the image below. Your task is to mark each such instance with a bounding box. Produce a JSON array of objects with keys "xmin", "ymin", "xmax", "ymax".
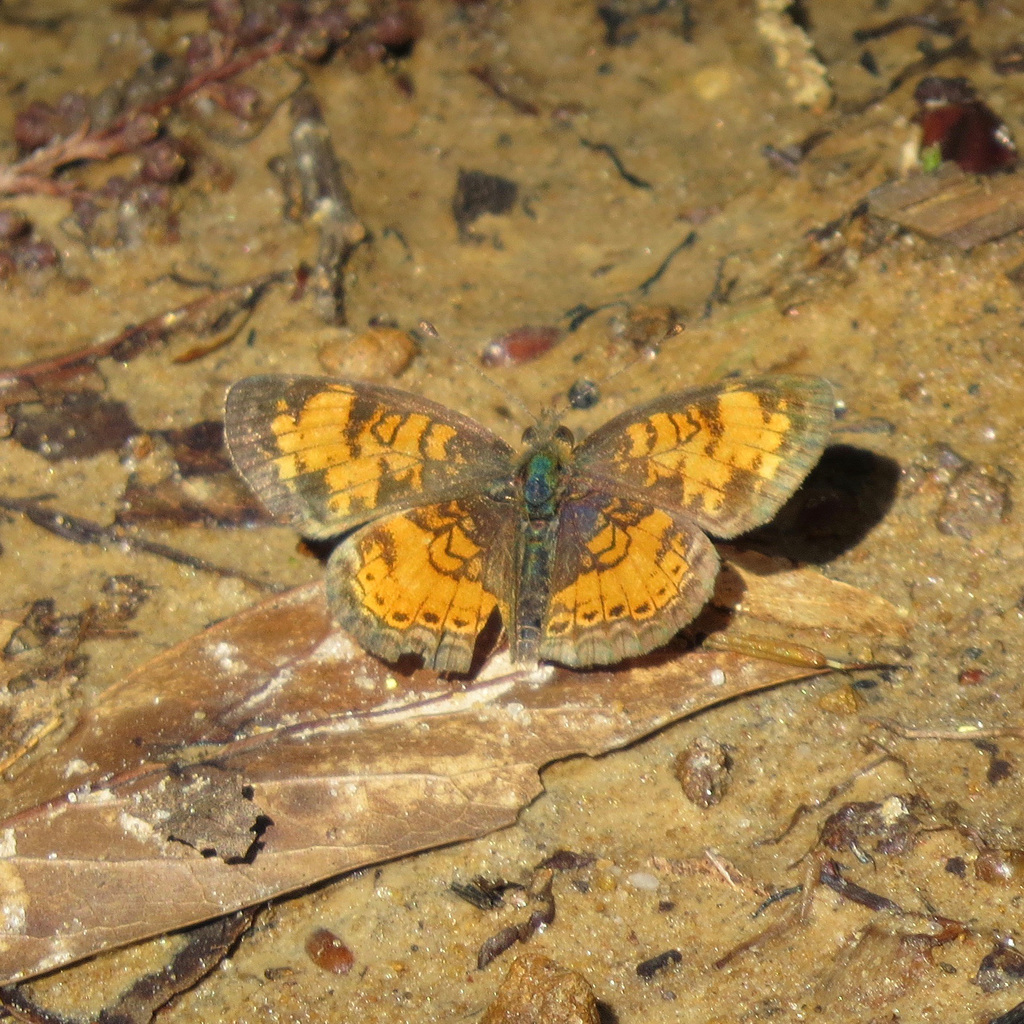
[
  {"xmin": 517, "ymin": 422, "xmax": 575, "ymax": 519},
  {"xmin": 521, "ymin": 450, "xmax": 562, "ymax": 519}
]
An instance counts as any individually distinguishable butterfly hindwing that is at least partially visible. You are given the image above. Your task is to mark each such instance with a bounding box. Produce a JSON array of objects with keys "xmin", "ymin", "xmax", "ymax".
[
  {"xmin": 327, "ymin": 496, "xmax": 517, "ymax": 674},
  {"xmin": 537, "ymin": 493, "xmax": 719, "ymax": 668},
  {"xmin": 572, "ymin": 375, "xmax": 834, "ymax": 538},
  {"xmin": 224, "ymin": 375, "xmax": 514, "ymax": 538}
]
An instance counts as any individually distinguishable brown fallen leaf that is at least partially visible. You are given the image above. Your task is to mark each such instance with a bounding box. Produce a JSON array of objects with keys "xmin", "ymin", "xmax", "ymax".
[
  {"xmin": 132, "ymin": 764, "xmax": 268, "ymax": 862},
  {"xmin": 0, "ymin": 549, "xmax": 907, "ymax": 983}
]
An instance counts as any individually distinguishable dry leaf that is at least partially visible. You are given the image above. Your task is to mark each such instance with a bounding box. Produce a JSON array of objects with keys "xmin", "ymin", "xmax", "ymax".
[
  {"xmin": 867, "ymin": 164, "xmax": 1024, "ymax": 250},
  {"xmin": 0, "ymin": 550, "xmax": 906, "ymax": 983}
]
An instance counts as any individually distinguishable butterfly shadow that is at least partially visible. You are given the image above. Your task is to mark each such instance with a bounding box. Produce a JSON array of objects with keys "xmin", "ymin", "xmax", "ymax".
[{"xmin": 736, "ymin": 443, "xmax": 901, "ymax": 565}]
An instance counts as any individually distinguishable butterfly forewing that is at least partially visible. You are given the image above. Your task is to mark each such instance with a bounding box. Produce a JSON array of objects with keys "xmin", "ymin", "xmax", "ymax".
[
  {"xmin": 538, "ymin": 494, "xmax": 719, "ymax": 668},
  {"xmin": 224, "ymin": 375, "xmax": 515, "ymax": 538},
  {"xmin": 571, "ymin": 375, "xmax": 834, "ymax": 539},
  {"xmin": 327, "ymin": 496, "xmax": 517, "ymax": 674}
]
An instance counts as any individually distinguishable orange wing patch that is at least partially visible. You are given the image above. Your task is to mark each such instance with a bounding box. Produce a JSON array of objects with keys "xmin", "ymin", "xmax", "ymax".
[
  {"xmin": 270, "ymin": 385, "xmax": 460, "ymax": 522},
  {"xmin": 576, "ymin": 376, "xmax": 834, "ymax": 539},
  {"xmin": 351, "ymin": 506, "xmax": 495, "ymax": 633},
  {"xmin": 328, "ymin": 498, "xmax": 515, "ymax": 674},
  {"xmin": 546, "ymin": 507, "xmax": 689, "ymax": 632},
  {"xmin": 621, "ymin": 390, "xmax": 792, "ymax": 516},
  {"xmin": 225, "ymin": 376, "xmax": 514, "ymax": 538}
]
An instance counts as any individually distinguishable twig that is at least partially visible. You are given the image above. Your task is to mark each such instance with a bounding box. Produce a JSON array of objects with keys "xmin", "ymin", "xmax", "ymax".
[
  {"xmin": 866, "ymin": 718, "xmax": 1024, "ymax": 742},
  {"xmin": 580, "ymin": 138, "xmax": 653, "ymax": 189},
  {"xmin": 0, "ymin": 496, "xmax": 280, "ymax": 592},
  {"xmin": 0, "ymin": 271, "xmax": 287, "ymax": 403},
  {"xmin": 0, "ymin": 28, "xmax": 290, "ymax": 199},
  {"xmin": 755, "ymin": 754, "xmax": 900, "ymax": 846},
  {"xmin": 0, "ymin": 118, "xmax": 158, "ymax": 198},
  {"xmin": 637, "ymin": 231, "xmax": 697, "ymax": 295},
  {"xmin": 289, "ymin": 89, "xmax": 367, "ymax": 325},
  {"xmin": 468, "ymin": 66, "xmax": 540, "ymax": 115}
]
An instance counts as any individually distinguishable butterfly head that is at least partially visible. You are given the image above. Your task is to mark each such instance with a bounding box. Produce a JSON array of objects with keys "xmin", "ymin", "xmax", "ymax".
[
  {"xmin": 520, "ymin": 417, "xmax": 574, "ymax": 452},
  {"xmin": 517, "ymin": 418, "xmax": 576, "ymax": 518}
]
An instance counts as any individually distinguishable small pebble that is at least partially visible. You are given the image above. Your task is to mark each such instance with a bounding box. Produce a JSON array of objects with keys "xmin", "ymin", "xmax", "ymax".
[
  {"xmin": 453, "ymin": 168, "xmax": 518, "ymax": 236},
  {"xmin": 958, "ymin": 667, "xmax": 988, "ymax": 686},
  {"xmin": 945, "ymin": 857, "xmax": 967, "ymax": 877},
  {"xmin": 480, "ymin": 325, "xmax": 561, "ymax": 367},
  {"xmin": 935, "ymin": 464, "xmax": 1012, "ymax": 539},
  {"xmin": 636, "ymin": 948, "xmax": 682, "ymax": 979},
  {"xmin": 914, "ymin": 441, "xmax": 968, "ymax": 485},
  {"xmin": 607, "ymin": 303, "xmax": 683, "ymax": 354},
  {"xmin": 975, "ymin": 848, "xmax": 1024, "ymax": 887},
  {"xmin": 305, "ymin": 928, "xmax": 354, "ymax": 974},
  {"xmin": 480, "ymin": 953, "xmax": 599, "ymax": 1024},
  {"xmin": 627, "ymin": 871, "xmax": 660, "ymax": 891},
  {"xmin": 975, "ymin": 944, "xmax": 1024, "ymax": 993},
  {"xmin": 567, "ymin": 378, "xmax": 600, "ymax": 409},
  {"xmin": 674, "ymin": 736, "xmax": 730, "ymax": 808},
  {"xmin": 817, "ymin": 685, "xmax": 861, "ymax": 716},
  {"xmin": 317, "ymin": 326, "xmax": 418, "ymax": 380}
]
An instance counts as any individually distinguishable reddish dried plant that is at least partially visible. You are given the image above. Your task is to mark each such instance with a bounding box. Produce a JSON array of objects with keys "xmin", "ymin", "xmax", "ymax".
[{"xmin": 0, "ymin": 0, "xmax": 422, "ymax": 202}]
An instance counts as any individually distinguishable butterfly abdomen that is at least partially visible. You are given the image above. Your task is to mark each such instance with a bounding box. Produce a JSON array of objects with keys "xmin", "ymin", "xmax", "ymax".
[{"xmin": 514, "ymin": 517, "xmax": 558, "ymax": 663}]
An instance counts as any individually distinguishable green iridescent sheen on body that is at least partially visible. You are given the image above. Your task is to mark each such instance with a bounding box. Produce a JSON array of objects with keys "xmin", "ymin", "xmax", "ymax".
[{"xmin": 514, "ymin": 445, "xmax": 565, "ymax": 660}]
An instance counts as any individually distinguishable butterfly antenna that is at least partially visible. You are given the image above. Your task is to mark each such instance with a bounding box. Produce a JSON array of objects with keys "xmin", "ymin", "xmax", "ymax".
[{"xmin": 418, "ymin": 321, "xmax": 538, "ymax": 427}]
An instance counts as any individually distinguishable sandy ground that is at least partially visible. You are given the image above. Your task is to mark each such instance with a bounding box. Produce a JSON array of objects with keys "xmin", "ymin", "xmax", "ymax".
[{"xmin": 1, "ymin": 0, "xmax": 1023, "ymax": 1020}]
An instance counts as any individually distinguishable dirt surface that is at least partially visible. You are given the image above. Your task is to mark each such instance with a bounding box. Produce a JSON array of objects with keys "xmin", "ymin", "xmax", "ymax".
[{"xmin": 1, "ymin": 0, "xmax": 1023, "ymax": 1021}]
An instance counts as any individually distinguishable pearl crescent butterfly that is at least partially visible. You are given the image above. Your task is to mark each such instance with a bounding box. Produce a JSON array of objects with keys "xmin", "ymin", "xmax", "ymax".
[{"xmin": 224, "ymin": 374, "xmax": 834, "ymax": 674}]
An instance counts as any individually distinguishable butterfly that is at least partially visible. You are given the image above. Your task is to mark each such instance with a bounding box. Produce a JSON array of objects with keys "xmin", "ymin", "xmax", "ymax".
[{"xmin": 224, "ymin": 374, "xmax": 834, "ymax": 674}]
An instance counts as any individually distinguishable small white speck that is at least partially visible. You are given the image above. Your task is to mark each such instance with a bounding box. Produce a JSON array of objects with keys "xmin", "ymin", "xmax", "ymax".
[
  {"xmin": 63, "ymin": 758, "xmax": 92, "ymax": 778},
  {"xmin": 627, "ymin": 871, "xmax": 660, "ymax": 891},
  {"xmin": 982, "ymin": 426, "xmax": 997, "ymax": 440},
  {"xmin": 210, "ymin": 641, "xmax": 244, "ymax": 673},
  {"xmin": 0, "ymin": 828, "xmax": 16, "ymax": 858},
  {"xmin": 310, "ymin": 632, "xmax": 358, "ymax": 664},
  {"xmin": 117, "ymin": 811, "xmax": 156, "ymax": 841},
  {"xmin": 77, "ymin": 788, "xmax": 116, "ymax": 806},
  {"xmin": 710, "ymin": 668, "xmax": 726, "ymax": 686}
]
